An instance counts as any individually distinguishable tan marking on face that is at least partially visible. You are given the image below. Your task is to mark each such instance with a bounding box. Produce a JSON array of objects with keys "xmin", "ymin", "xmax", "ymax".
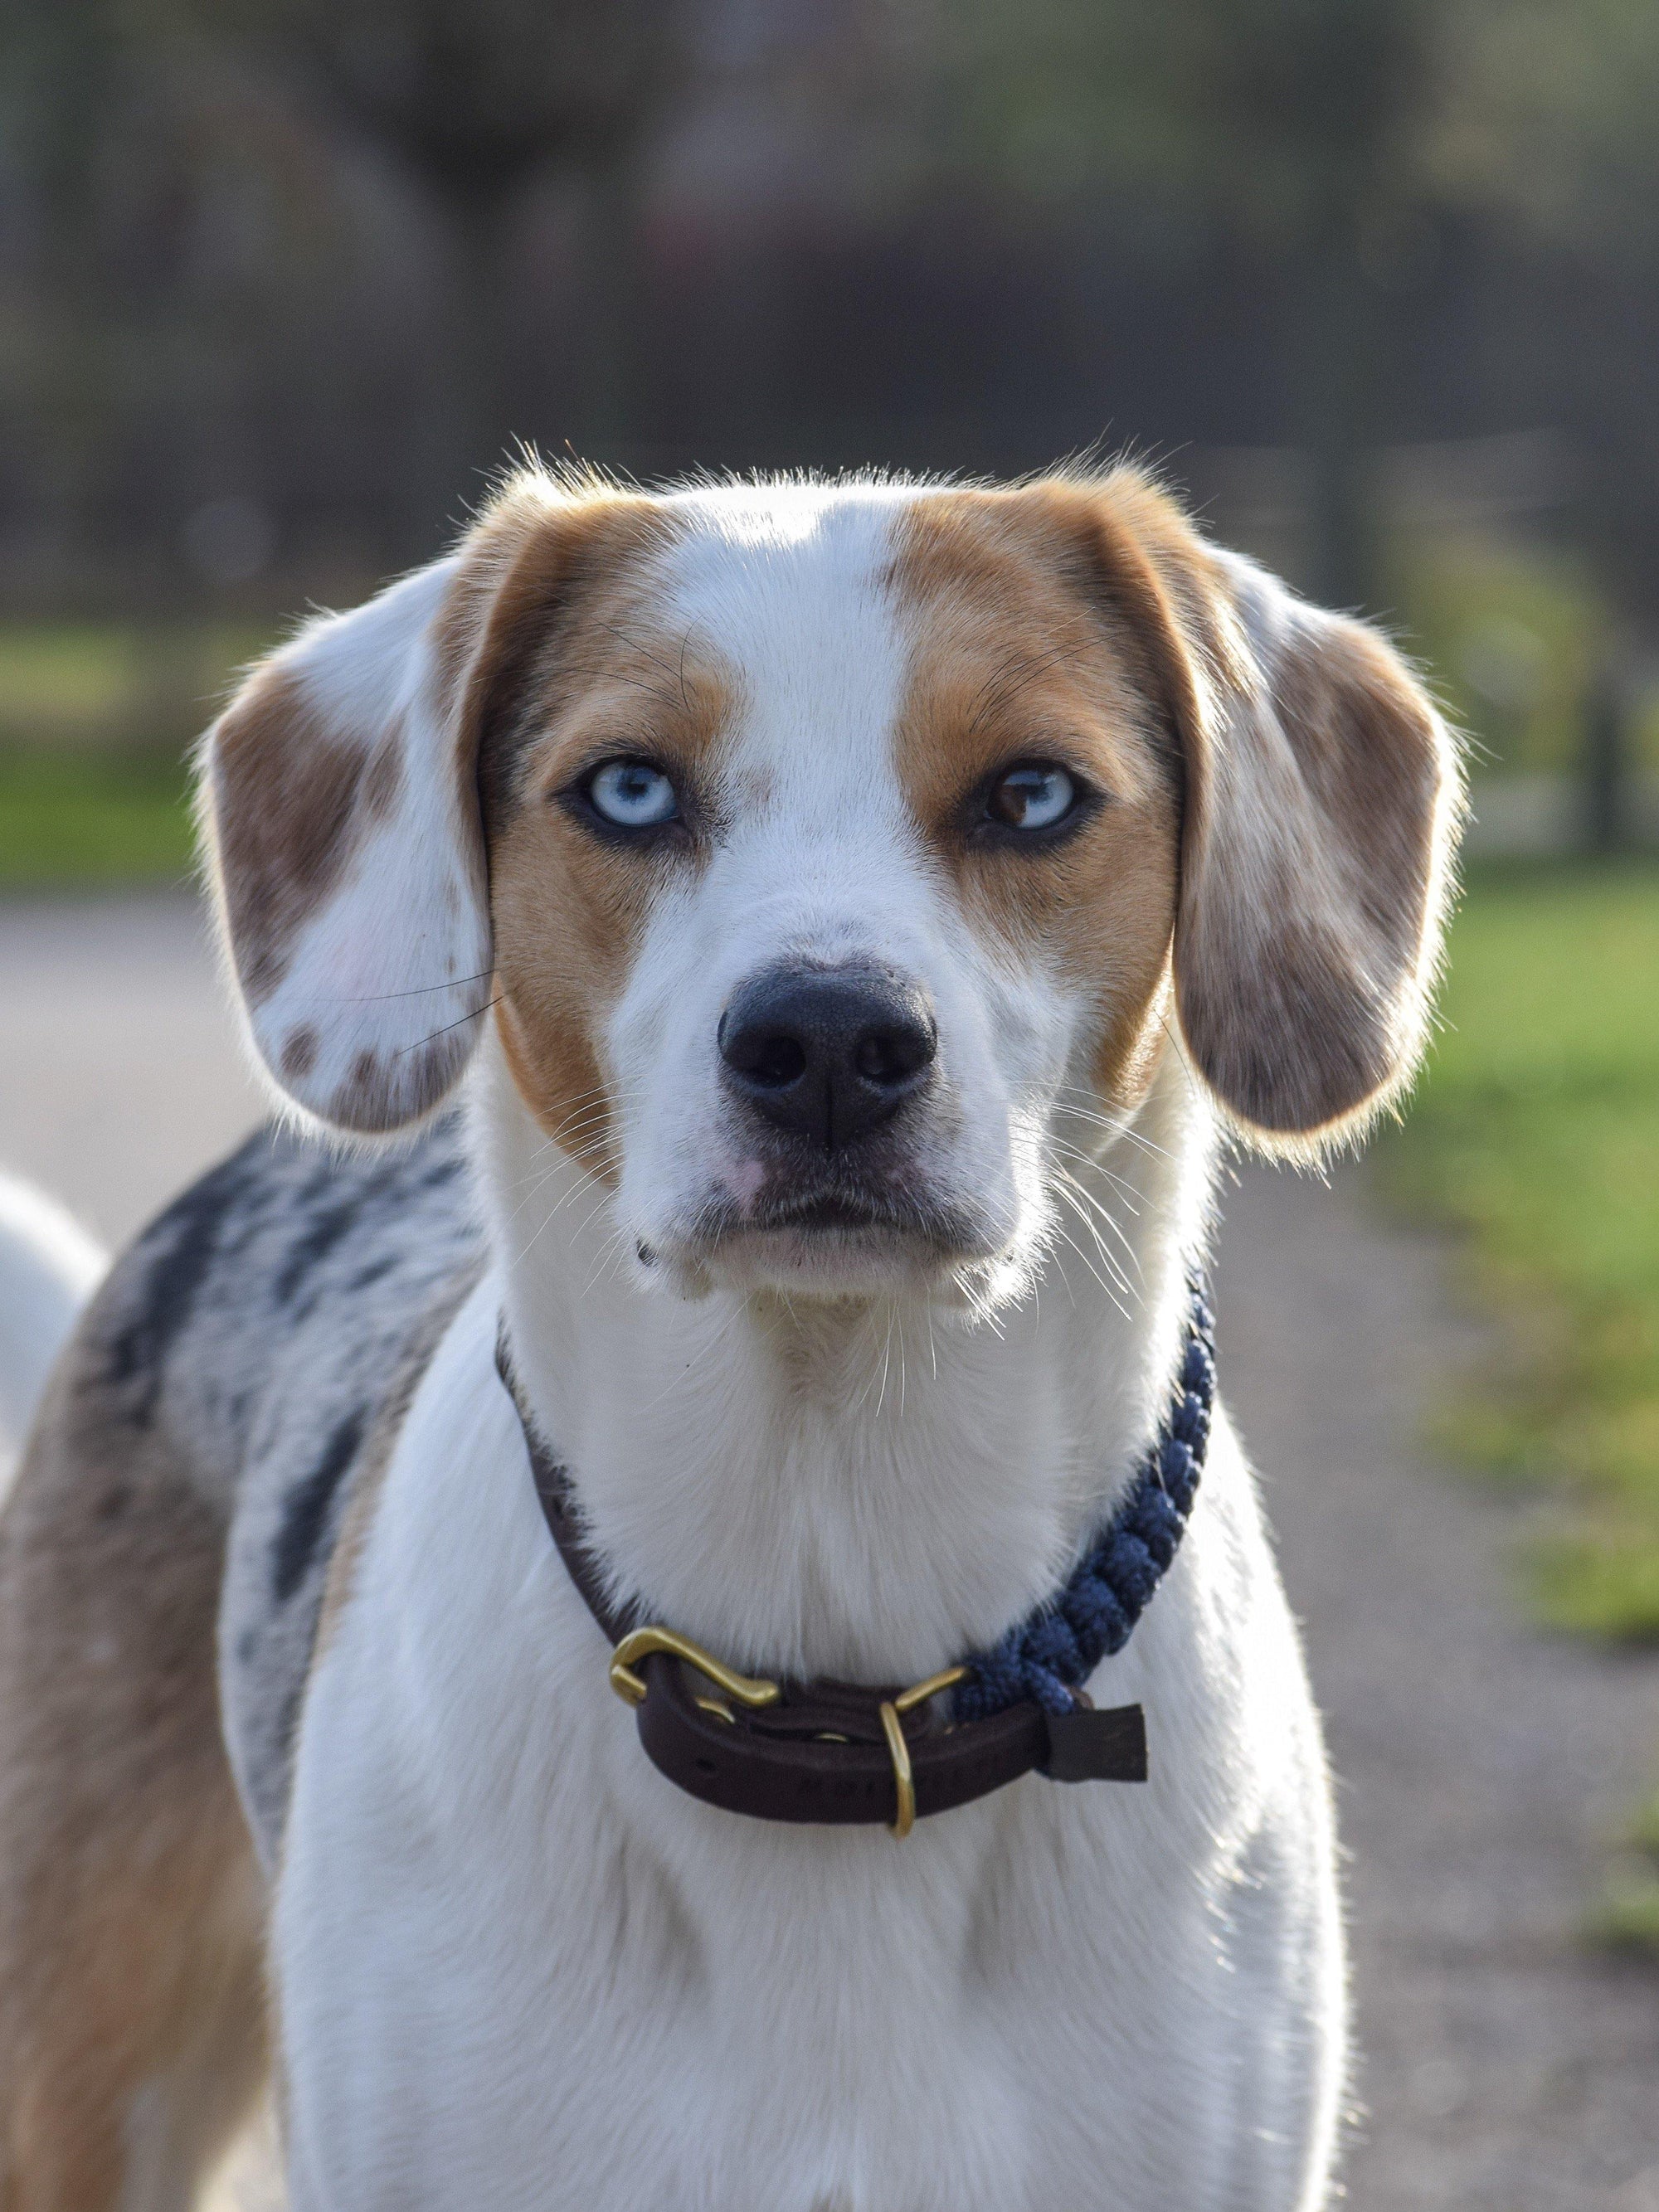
[
  {"xmin": 471, "ymin": 498, "xmax": 742, "ymax": 1171},
  {"xmin": 888, "ymin": 484, "xmax": 1185, "ymax": 1114},
  {"xmin": 434, "ymin": 482, "xmax": 669, "ymax": 931},
  {"xmin": 209, "ymin": 669, "xmax": 401, "ymax": 1004}
]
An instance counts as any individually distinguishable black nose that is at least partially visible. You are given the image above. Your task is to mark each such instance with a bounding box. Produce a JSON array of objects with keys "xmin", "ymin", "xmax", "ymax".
[{"xmin": 718, "ymin": 965, "xmax": 938, "ymax": 1151}]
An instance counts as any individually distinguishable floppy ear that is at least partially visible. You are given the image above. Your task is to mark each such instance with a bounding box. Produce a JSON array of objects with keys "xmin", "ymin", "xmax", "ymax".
[
  {"xmin": 1083, "ymin": 471, "xmax": 1462, "ymax": 1150},
  {"xmin": 197, "ymin": 477, "xmax": 593, "ymax": 1135},
  {"xmin": 199, "ymin": 552, "xmax": 494, "ymax": 1134}
]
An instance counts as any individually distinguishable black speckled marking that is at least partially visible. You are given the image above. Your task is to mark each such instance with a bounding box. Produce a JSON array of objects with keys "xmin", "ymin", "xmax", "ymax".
[
  {"xmin": 89, "ymin": 1113, "xmax": 486, "ymax": 1869},
  {"xmin": 275, "ymin": 1198, "xmax": 364, "ymax": 1306},
  {"xmin": 103, "ymin": 1140, "xmax": 262, "ymax": 1422},
  {"xmin": 271, "ymin": 1407, "xmax": 367, "ymax": 1603}
]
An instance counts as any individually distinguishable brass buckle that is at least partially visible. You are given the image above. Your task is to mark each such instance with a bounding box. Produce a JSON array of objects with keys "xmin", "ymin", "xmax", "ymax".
[
  {"xmin": 609, "ymin": 1626, "xmax": 781, "ymax": 1712},
  {"xmin": 610, "ymin": 1631, "xmax": 966, "ymax": 1841},
  {"xmin": 879, "ymin": 1665, "xmax": 967, "ymax": 1840}
]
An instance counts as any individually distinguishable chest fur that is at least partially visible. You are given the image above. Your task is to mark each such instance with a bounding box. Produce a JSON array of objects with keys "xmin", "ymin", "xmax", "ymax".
[{"xmin": 273, "ymin": 1287, "xmax": 1339, "ymax": 2211}]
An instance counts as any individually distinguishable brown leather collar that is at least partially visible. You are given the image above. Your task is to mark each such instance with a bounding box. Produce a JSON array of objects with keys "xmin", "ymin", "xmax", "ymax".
[{"xmin": 498, "ymin": 1331, "xmax": 1148, "ymax": 1833}]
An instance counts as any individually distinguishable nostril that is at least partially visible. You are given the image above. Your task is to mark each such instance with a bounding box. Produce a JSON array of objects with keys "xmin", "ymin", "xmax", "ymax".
[
  {"xmin": 729, "ymin": 1030, "xmax": 808, "ymax": 1090},
  {"xmin": 854, "ymin": 1020, "xmax": 936, "ymax": 1089}
]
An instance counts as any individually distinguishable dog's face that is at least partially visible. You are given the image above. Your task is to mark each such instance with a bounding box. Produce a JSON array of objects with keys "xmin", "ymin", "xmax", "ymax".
[
  {"xmin": 202, "ymin": 469, "xmax": 1458, "ymax": 1304},
  {"xmin": 479, "ymin": 488, "xmax": 1183, "ymax": 1300}
]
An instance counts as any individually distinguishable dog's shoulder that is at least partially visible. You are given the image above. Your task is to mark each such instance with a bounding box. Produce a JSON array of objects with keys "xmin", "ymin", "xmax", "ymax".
[
  {"xmin": 73, "ymin": 1118, "xmax": 478, "ymax": 1488},
  {"xmin": 69, "ymin": 1115, "xmax": 486, "ymax": 1867}
]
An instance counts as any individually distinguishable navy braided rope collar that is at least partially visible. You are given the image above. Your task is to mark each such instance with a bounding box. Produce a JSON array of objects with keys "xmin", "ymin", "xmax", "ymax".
[
  {"xmin": 951, "ymin": 1276, "xmax": 1217, "ymax": 1724},
  {"xmin": 506, "ymin": 1274, "xmax": 1217, "ymax": 1830}
]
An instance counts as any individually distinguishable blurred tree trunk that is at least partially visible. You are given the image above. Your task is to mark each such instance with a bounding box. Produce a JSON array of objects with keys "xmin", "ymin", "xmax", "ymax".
[
  {"xmin": 571, "ymin": 142, "xmax": 646, "ymax": 465},
  {"xmin": 1302, "ymin": 224, "xmax": 1384, "ymax": 614},
  {"xmin": 416, "ymin": 185, "xmax": 521, "ymax": 547},
  {"xmin": 1284, "ymin": 0, "xmax": 1426, "ymax": 619},
  {"xmin": 1583, "ymin": 661, "xmax": 1630, "ymax": 853},
  {"xmin": 15, "ymin": 2, "xmax": 124, "ymax": 599},
  {"xmin": 245, "ymin": 0, "xmax": 676, "ymax": 550}
]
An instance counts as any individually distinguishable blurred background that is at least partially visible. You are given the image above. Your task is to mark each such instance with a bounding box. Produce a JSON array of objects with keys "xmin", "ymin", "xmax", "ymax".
[
  {"xmin": 2, "ymin": 3, "xmax": 1659, "ymax": 2205},
  {"xmin": 8, "ymin": 0, "xmax": 1659, "ymax": 863}
]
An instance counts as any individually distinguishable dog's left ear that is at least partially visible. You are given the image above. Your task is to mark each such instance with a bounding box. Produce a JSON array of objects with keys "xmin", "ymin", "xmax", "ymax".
[
  {"xmin": 1061, "ymin": 473, "xmax": 1462, "ymax": 1151},
  {"xmin": 198, "ymin": 475, "xmax": 647, "ymax": 1135}
]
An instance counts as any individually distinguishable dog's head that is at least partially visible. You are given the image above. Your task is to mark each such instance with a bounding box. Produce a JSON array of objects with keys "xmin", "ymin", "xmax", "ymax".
[{"xmin": 199, "ymin": 468, "xmax": 1459, "ymax": 1301}]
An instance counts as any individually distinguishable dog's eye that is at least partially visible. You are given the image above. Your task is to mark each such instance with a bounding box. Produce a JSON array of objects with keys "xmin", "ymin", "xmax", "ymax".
[
  {"xmin": 986, "ymin": 765, "xmax": 1076, "ymax": 832},
  {"xmin": 586, "ymin": 759, "xmax": 679, "ymax": 829}
]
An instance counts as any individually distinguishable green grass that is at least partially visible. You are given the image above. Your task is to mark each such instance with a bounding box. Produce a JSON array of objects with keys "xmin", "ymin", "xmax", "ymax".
[
  {"xmin": 1379, "ymin": 863, "xmax": 1659, "ymax": 1640},
  {"xmin": 1585, "ymin": 1787, "xmax": 1659, "ymax": 1957},
  {"xmin": 0, "ymin": 618, "xmax": 282, "ymax": 887},
  {"xmin": 0, "ymin": 750, "xmax": 196, "ymax": 887},
  {"xmin": 1378, "ymin": 865, "xmax": 1659, "ymax": 1952},
  {"xmin": 1389, "ymin": 531, "xmax": 1613, "ymax": 776},
  {"xmin": 0, "ymin": 620, "xmax": 273, "ymax": 749}
]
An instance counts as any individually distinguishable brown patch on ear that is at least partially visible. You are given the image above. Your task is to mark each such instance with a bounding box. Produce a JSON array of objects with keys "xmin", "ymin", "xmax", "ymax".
[
  {"xmin": 887, "ymin": 488, "xmax": 1184, "ymax": 1121},
  {"xmin": 280, "ymin": 1024, "xmax": 319, "ymax": 1080},
  {"xmin": 1175, "ymin": 596, "xmax": 1452, "ymax": 1138},
  {"xmin": 210, "ymin": 672, "xmax": 401, "ymax": 1004},
  {"xmin": 343, "ymin": 1048, "xmax": 389, "ymax": 1124},
  {"xmin": 1070, "ymin": 469, "xmax": 1459, "ymax": 1148},
  {"xmin": 360, "ymin": 727, "xmax": 405, "ymax": 817},
  {"xmin": 201, "ymin": 469, "xmax": 693, "ymax": 1135}
]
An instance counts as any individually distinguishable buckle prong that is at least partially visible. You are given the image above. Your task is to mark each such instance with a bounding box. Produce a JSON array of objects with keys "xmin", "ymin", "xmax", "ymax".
[{"xmin": 609, "ymin": 1626, "xmax": 781, "ymax": 1712}]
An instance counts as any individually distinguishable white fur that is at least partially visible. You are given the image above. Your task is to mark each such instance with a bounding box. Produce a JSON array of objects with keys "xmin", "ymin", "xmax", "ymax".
[
  {"xmin": 0, "ymin": 1174, "xmax": 105, "ymax": 1493},
  {"xmin": 201, "ymin": 556, "xmax": 494, "ymax": 1135},
  {"xmin": 267, "ymin": 487, "xmax": 1348, "ymax": 2209},
  {"xmin": 279, "ymin": 1059, "xmax": 1342, "ymax": 2210}
]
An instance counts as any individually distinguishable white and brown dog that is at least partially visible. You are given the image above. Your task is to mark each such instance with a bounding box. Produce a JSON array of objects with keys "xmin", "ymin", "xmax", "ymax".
[{"xmin": 0, "ymin": 467, "xmax": 1458, "ymax": 2210}]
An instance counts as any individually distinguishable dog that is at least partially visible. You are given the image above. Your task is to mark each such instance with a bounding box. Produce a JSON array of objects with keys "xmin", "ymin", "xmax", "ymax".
[{"xmin": 0, "ymin": 464, "xmax": 1459, "ymax": 2210}]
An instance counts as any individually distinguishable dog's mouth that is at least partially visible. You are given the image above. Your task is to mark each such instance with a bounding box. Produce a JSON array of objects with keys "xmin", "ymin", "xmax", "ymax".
[
  {"xmin": 669, "ymin": 1174, "xmax": 998, "ymax": 1292},
  {"xmin": 750, "ymin": 1192, "xmax": 901, "ymax": 1234}
]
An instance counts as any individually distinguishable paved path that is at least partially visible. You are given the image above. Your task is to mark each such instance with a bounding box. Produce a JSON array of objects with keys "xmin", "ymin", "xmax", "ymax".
[
  {"xmin": 1219, "ymin": 1172, "xmax": 1659, "ymax": 2210},
  {"xmin": 2, "ymin": 896, "xmax": 1657, "ymax": 2210}
]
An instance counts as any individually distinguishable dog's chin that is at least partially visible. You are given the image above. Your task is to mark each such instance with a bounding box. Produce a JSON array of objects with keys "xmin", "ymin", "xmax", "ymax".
[
  {"xmin": 706, "ymin": 1223, "xmax": 949, "ymax": 1298},
  {"xmin": 652, "ymin": 1193, "xmax": 998, "ymax": 1300}
]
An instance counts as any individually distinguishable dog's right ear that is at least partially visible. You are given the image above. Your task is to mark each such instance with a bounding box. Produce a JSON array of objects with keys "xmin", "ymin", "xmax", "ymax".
[
  {"xmin": 1031, "ymin": 469, "xmax": 1462, "ymax": 1154},
  {"xmin": 197, "ymin": 475, "xmax": 648, "ymax": 1135}
]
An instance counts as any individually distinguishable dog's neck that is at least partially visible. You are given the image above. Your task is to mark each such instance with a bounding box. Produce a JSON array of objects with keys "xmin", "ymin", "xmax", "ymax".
[{"xmin": 477, "ymin": 1039, "xmax": 1215, "ymax": 1688}]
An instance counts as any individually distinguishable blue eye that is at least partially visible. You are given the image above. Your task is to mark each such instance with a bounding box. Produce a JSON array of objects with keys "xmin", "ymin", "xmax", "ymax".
[
  {"xmin": 586, "ymin": 759, "xmax": 679, "ymax": 829},
  {"xmin": 988, "ymin": 765, "xmax": 1076, "ymax": 832}
]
